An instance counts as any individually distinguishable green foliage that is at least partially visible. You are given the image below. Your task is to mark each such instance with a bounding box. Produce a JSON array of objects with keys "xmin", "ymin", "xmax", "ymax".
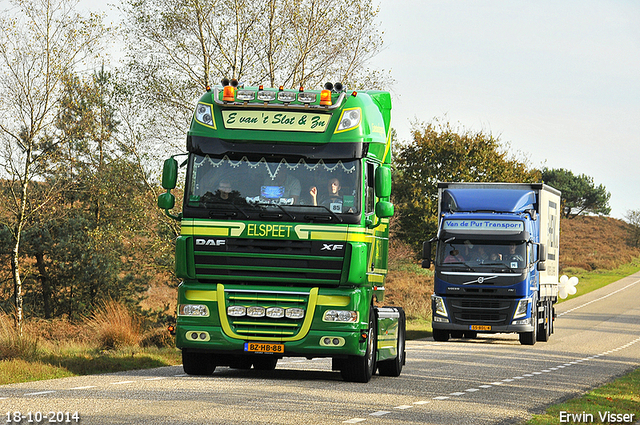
[
  {"xmin": 392, "ymin": 120, "xmax": 540, "ymax": 248},
  {"xmin": 541, "ymin": 168, "xmax": 611, "ymax": 218}
]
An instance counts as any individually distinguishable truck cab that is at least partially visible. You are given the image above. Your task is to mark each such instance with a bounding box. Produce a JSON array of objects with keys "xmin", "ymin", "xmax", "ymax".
[{"xmin": 423, "ymin": 183, "xmax": 561, "ymax": 345}]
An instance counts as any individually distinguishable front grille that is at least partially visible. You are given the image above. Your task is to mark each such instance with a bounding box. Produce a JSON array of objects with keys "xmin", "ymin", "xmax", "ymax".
[
  {"xmin": 224, "ymin": 288, "xmax": 310, "ymax": 339},
  {"xmin": 450, "ymin": 298, "xmax": 514, "ymax": 325},
  {"xmin": 194, "ymin": 238, "xmax": 345, "ymax": 286}
]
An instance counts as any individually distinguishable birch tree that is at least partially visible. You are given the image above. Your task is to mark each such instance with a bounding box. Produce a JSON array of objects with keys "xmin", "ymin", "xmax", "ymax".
[
  {"xmin": 121, "ymin": 0, "xmax": 387, "ymax": 147},
  {"xmin": 0, "ymin": 0, "xmax": 108, "ymax": 332}
]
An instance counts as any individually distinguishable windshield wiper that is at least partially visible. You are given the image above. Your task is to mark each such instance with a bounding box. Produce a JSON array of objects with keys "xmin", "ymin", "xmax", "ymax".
[{"xmin": 304, "ymin": 205, "xmax": 343, "ymax": 223}]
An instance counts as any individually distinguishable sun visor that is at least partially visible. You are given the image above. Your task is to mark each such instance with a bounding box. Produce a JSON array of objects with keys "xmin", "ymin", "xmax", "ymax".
[{"xmin": 441, "ymin": 189, "xmax": 536, "ymax": 213}]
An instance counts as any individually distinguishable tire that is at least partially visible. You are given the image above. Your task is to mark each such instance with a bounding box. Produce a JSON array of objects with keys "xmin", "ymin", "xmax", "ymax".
[
  {"xmin": 377, "ymin": 308, "xmax": 406, "ymax": 377},
  {"xmin": 182, "ymin": 350, "xmax": 215, "ymax": 375},
  {"xmin": 519, "ymin": 303, "xmax": 538, "ymax": 346},
  {"xmin": 537, "ymin": 300, "xmax": 551, "ymax": 342},
  {"xmin": 252, "ymin": 356, "xmax": 278, "ymax": 371},
  {"xmin": 340, "ymin": 308, "xmax": 377, "ymax": 383},
  {"xmin": 433, "ymin": 328, "xmax": 450, "ymax": 342}
]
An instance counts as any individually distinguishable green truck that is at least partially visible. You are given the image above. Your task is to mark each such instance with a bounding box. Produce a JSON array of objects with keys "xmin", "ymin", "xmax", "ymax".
[{"xmin": 158, "ymin": 79, "xmax": 405, "ymax": 382}]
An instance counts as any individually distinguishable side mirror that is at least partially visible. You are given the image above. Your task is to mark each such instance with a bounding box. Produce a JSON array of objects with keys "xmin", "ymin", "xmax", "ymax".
[
  {"xmin": 538, "ymin": 243, "xmax": 546, "ymax": 261},
  {"xmin": 374, "ymin": 165, "xmax": 391, "ymax": 198},
  {"xmin": 375, "ymin": 200, "xmax": 394, "ymax": 218},
  {"xmin": 157, "ymin": 192, "xmax": 175, "ymax": 210},
  {"xmin": 421, "ymin": 241, "xmax": 431, "ymax": 269},
  {"xmin": 162, "ymin": 158, "xmax": 178, "ymax": 190}
]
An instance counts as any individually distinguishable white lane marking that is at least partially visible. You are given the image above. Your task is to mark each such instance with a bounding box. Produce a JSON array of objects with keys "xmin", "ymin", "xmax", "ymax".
[
  {"xmin": 558, "ymin": 279, "xmax": 640, "ymax": 317},
  {"xmin": 433, "ymin": 396, "xmax": 449, "ymax": 400},
  {"xmin": 111, "ymin": 381, "xmax": 136, "ymax": 385},
  {"xmin": 449, "ymin": 392, "xmax": 465, "ymax": 396},
  {"xmin": 370, "ymin": 411, "xmax": 390, "ymax": 416},
  {"xmin": 465, "ymin": 388, "xmax": 480, "ymax": 392},
  {"xmin": 24, "ymin": 391, "xmax": 56, "ymax": 396},
  {"xmin": 144, "ymin": 377, "xmax": 168, "ymax": 381},
  {"xmin": 395, "ymin": 405, "xmax": 413, "ymax": 410},
  {"xmin": 70, "ymin": 386, "xmax": 97, "ymax": 390},
  {"xmin": 413, "ymin": 400, "xmax": 430, "ymax": 405}
]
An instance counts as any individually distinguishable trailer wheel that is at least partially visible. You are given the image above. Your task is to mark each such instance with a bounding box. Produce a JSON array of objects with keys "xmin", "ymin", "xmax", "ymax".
[
  {"xmin": 377, "ymin": 308, "xmax": 406, "ymax": 377},
  {"xmin": 519, "ymin": 304, "xmax": 538, "ymax": 346},
  {"xmin": 341, "ymin": 308, "xmax": 377, "ymax": 383},
  {"xmin": 182, "ymin": 350, "xmax": 215, "ymax": 375},
  {"xmin": 433, "ymin": 329, "xmax": 449, "ymax": 342}
]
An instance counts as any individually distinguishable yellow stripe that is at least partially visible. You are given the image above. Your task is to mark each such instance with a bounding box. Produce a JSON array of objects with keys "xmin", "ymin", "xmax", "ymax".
[
  {"xmin": 185, "ymin": 290, "xmax": 218, "ymax": 301},
  {"xmin": 317, "ymin": 295, "xmax": 350, "ymax": 307}
]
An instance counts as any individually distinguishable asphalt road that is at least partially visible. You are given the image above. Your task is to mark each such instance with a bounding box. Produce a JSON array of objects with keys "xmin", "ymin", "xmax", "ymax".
[{"xmin": 2, "ymin": 272, "xmax": 639, "ymax": 424}]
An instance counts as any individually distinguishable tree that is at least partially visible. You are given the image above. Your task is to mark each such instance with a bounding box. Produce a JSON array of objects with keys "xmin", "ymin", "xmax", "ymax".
[
  {"xmin": 541, "ymin": 168, "xmax": 611, "ymax": 219},
  {"xmin": 392, "ymin": 120, "xmax": 540, "ymax": 249},
  {"xmin": 120, "ymin": 0, "xmax": 388, "ymax": 154},
  {"xmin": 624, "ymin": 209, "xmax": 640, "ymax": 248},
  {"xmin": 0, "ymin": 0, "xmax": 108, "ymax": 332}
]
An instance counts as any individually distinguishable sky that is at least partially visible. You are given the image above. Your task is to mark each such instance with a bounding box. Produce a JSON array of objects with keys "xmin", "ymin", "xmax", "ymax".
[
  {"xmin": 4, "ymin": 0, "xmax": 638, "ymax": 219},
  {"xmin": 374, "ymin": 0, "xmax": 640, "ymax": 220}
]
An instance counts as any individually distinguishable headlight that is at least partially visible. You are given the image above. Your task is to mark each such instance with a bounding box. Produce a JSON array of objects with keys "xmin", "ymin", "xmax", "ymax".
[
  {"xmin": 432, "ymin": 295, "xmax": 448, "ymax": 317},
  {"xmin": 266, "ymin": 307, "xmax": 285, "ymax": 318},
  {"xmin": 227, "ymin": 306, "xmax": 246, "ymax": 317},
  {"xmin": 336, "ymin": 108, "xmax": 361, "ymax": 132},
  {"xmin": 323, "ymin": 310, "xmax": 358, "ymax": 322},
  {"xmin": 513, "ymin": 298, "xmax": 531, "ymax": 320},
  {"xmin": 195, "ymin": 103, "xmax": 214, "ymax": 127},
  {"xmin": 285, "ymin": 308, "xmax": 305, "ymax": 319},
  {"xmin": 179, "ymin": 304, "xmax": 209, "ymax": 317},
  {"xmin": 246, "ymin": 306, "xmax": 266, "ymax": 318}
]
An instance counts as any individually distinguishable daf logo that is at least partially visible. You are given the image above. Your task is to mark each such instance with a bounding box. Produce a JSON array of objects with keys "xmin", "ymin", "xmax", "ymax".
[
  {"xmin": 321, "ymin": 244, "xmax": 344, "ymax": 251},
  {"xmin": 195, "ymin": 238, "xmax": 226, "ymax": 246}
]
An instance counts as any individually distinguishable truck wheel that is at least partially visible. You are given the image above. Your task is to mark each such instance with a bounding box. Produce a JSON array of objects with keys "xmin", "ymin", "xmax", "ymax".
[
  {"xmin": 537, "ymin": 300, "xmax": 551, "ymax": 342},
  {"xmin": 433, "ymin": 329, "xmax": 450, "ymax": 342},
  {"xmin": 182, "ymin": 350, "xmax": 215, "ymax": 375},
  {"xmin": 377, "ymin": 308, "xmax": 406, "ymax": 377},
  {"xmin": 519, "ymin": 304, "xmax": 538, "ymax": 345},
  {"xmin": 253, "ymin": 356, "xmax": 278, "ymax": 371},
  {"xmin": 341, "ymin": 308, "xmax": 377, "ymax": 383}
]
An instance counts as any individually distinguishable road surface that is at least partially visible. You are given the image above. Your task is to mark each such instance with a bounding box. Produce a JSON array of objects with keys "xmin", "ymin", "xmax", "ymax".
[{"xmin": 2, "ymin": 272, "xmax": 639, "ymax": 424}]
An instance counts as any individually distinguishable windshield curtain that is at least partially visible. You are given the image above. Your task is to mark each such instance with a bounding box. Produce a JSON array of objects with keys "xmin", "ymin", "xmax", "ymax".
[
  {"xmin": 187, "ymin": 154, "xmax": 361, "ymax": 214},
  {"xmin": 436, "ymin": 239, "xmax": 527, "ymax": 269}
]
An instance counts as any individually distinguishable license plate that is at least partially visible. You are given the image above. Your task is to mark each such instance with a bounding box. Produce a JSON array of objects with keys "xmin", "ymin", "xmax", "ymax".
[
  {"xmin": 244, "ymin": 342, "xmax": 284, "ymax": 354},
  {"xmin": 470, "ymin": 325, "xmax": 492, "ymax": 331}
]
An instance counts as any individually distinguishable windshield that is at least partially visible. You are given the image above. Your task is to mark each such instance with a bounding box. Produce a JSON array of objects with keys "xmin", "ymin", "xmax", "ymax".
[
  {"xmin": 436, "ymin": 239, "xmax": 527, "ymax": 269},
  {"xmin": 186, "ymin": 154, "xmax": 361, "ymax": 217}
]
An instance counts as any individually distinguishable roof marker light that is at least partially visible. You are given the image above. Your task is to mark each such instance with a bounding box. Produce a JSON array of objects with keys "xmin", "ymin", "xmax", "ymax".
[
  {"xmin": 223, "ymin": 85, "xmax": 236, "ymax": 102},
  {"xmin": 320, "ymin": 89, "xmax": 332, "ymax": 106}
]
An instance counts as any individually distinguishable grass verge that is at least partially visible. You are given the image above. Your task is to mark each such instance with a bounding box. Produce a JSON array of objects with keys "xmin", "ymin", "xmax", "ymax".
[
  {"xmin": 0, "ymin": 347, "xmax": 181, "ymax": 386},
  {"xmin": 524, "ymin": 368, "xmax": 640, "ymax": 424}
]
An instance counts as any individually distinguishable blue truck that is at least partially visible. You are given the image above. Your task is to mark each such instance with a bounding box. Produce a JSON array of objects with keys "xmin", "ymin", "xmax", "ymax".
[{"xmin": 422, "ymin": 182, "xmax": 561, "ymax": 345}]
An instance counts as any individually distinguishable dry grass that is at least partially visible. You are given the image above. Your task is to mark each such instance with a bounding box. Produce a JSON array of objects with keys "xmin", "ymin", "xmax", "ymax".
[
  {"xmin": 0, "ymin": 313, "xmax": 39, "ymax": 360},
  {"xmin": 87, "ymin": 299, "xmax": 142, "ymax": 350},
  {"xmin": 559, "ymin": 216, "xmax": 640, "ymax": 271},
  {"xmin": 382, "ymin": 239, "xmax": 433, "ymax": 320}
]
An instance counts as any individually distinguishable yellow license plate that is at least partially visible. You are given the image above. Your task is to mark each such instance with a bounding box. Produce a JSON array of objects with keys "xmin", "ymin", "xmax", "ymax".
[
  {"xmin": 244, "ymin": 342, "xmax": 284, "ymax": 354},
  {"xmin": 470, "ymin": 325, "xmax": 492, "ymax": 331}
]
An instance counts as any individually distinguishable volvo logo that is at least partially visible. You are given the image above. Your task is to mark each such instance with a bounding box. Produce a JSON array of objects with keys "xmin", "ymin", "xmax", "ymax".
[{"xmin": 462, "ymin": 275, "xmax": 498, "ymax": 285}]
